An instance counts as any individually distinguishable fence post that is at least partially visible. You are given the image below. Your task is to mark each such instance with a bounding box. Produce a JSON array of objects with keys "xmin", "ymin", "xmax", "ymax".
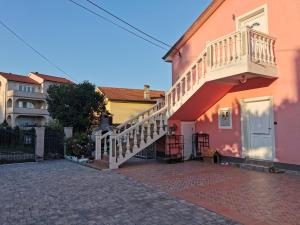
[
  {"xmin": 35, "ymin": 127, "xmax": 45, "ymax": 161},
  {"xmin": 64, "ymin": 127, "xmax": 73, "ymax": 157},
  {"xmin": 95, "ymin": 130, "xmax": 102, "ymax": 160}
]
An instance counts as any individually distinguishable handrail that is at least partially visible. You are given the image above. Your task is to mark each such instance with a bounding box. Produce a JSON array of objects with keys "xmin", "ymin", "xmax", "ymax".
[
  {"xmin": 165, "ymin": 49, "xmax": 207, "ymax": 96},
  {"xmin": 98, "ymin": 100, "xmax": 164, "ymax": 139},
  {"xmin": 115, "ymin": 100, "xmax": 163, "ymax": 130},
  {"xmin": 247, "ymin": 28, "xmax": 276, "ymax": 41},
  {"xmin": 116, "ymin": 106, "xmax": 167, "ymax": 138}
]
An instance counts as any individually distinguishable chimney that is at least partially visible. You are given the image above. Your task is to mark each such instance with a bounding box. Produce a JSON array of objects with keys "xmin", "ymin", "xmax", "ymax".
[{"xmin": 144, "ymin": 84, "xmax": 150, "ymax": 100}]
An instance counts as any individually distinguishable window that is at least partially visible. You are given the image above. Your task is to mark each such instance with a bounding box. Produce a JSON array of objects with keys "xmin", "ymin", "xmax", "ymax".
[
  {"xmin": 218, "ymin": 107, "xmax": 232, "ymax": 129},
  {"xmin": 18, "ymin": 84, "xmax": 37, "ymax": 92}
]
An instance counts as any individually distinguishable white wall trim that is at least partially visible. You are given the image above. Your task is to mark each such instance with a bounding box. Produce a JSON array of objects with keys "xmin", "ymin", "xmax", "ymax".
[
  {"xmin": 218, "ymin": 107, "xmax": 232, "ymax": 129},
  {"xmin": 236, "ymin": 4, "xmax": 269, "ymax": 34}
]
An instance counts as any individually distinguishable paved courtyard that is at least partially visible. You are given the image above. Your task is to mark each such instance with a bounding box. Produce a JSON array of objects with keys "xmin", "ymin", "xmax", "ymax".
[
  {"xmin": 119, "ymin": 160, "xmax": 300, "ymax": 225},
  {"xmin": 0, "ymin": 160, "xmax": 238, "ymax": 225}
]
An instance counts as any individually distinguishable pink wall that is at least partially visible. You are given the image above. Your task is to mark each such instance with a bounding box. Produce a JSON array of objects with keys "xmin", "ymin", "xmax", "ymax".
[{"xmin": 170, "ymin": 0, "xmax": 300, "ymax": 165}]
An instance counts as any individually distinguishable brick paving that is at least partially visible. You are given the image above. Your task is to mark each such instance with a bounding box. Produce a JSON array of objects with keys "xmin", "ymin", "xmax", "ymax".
[
  {"xmin": 0, "ymin": 160, "xmax": 238, "ymax": 225},
  {"xmin": 119, "ymin": 160, "xmax": 300, "ymax": 225}
]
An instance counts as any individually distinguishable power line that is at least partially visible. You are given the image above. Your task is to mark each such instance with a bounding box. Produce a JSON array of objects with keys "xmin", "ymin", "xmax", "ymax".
[
  {"xmin": 0, "ymin": 19, "xmax": 77, "ymax": 82},
  {"xmin": 86, "ymin": 0, "xmax": 171, "ymax": 48},
  {"xmin": 67, "ymin": 0, "xmax": 168, "ymax": 50}
]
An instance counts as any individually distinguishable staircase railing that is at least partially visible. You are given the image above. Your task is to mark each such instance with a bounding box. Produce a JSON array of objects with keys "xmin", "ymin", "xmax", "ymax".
[
  {"xmin": 108, "ymin": 106, "xmax": 167, "ymax": 168},
  {"xmin": 95, "ymin": 100, "xmax": 165, "ymax": 160}
]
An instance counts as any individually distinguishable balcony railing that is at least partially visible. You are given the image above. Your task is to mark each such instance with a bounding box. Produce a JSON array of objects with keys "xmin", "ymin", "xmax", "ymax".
[
  {"xmin": 7, "ymin": 107, "xmax": 49, "ymax": 116},
  {"xmin": 6, "ymin": 90, "xmax": 47, "ymax": 100},
  {"xmin": 166, "ymin": 27, "xmax": 277, "ymax": 116}
]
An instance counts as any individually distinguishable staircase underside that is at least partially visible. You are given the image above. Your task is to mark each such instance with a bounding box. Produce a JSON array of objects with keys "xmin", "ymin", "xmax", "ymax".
[{"xmin": 169, "ymin": 73, "xmax": 277, "ymax": 121}]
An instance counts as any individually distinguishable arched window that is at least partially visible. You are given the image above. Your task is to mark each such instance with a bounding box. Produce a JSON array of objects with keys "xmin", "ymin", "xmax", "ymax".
[{"xmin": 7, "ymin": 99, "xmax": 12, "ymax": 108}]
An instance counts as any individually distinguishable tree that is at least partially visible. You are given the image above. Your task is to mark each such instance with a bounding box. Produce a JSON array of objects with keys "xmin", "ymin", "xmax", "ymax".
[{"xmin": 46, "ymin": 81, "xmax": 105, "ymax": 132}]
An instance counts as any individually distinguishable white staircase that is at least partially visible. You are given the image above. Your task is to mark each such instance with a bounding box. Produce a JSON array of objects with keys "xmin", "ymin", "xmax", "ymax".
[
  {"xmin": 95, "ymin": 100, "xmax": 168, "ymax": 169},
  {"xmin": 95, "ymin": 27, "xmax": 277, "ymax": 169}
]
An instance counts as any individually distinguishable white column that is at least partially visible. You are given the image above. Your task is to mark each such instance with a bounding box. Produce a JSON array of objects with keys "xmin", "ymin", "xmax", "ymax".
[
  {"xmin": 95, "ymin": 130, "xmax": 102, "ymax": 160},
  {"xmin": 35, "ymin": 127, "xmax": 45, "ymax": 161}
]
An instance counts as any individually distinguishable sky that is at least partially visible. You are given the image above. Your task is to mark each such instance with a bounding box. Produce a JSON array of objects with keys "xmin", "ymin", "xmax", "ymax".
[{"xmin": 0, "ymin": 0, "xmax": 211, "ymax": 91}]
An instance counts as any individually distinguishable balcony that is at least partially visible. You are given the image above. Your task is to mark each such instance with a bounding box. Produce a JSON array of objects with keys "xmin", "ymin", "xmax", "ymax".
[
  {"xmin": 166, "ymin": 27, "xmax": 277, "ymax": 120},
  {"xmin": 7, "ymin": 107, "xmax": 49, "ymax": 116},
  {"xmin": 6, "ymin": 90, "xmax": 47, "ymax": 100}
]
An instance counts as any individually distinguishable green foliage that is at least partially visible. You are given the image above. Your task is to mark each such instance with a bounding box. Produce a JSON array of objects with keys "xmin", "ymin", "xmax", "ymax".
[
  {"xmin": 0, "ymin": 120, "xmax": 10, "ymax": 128},
  {"xmin": 66, "ymin": 133, "xmax": 94, "ymax": 158},
  {"xmin": 45, "ymin": 119, "xmax": 63, "ymax": 131},
  {"xmin": 46, "ymin": 81, "xmax": 105, "ymax": 133}
]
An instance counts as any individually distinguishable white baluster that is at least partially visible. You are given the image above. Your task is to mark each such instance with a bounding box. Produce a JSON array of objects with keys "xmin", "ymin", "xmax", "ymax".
[
  {"xmin": 141, "ymin": 124, "xmax": 145, "ymax": 144},
  {"xmin": 201, "ymin": 58, "xmax": 205, "ymax": 78},
  {"xmin": 159, "ymin": 114, "xmax": 164, "ymax": 134},
  {"xmin": 190, "ymin": 70, "xmax": 194, "ymax": 88},
  {"xmin": 266, "ymin": 39, "xmax": 271, "ymax": 64},
  {"xmin": 195, "ymin": 63, "xmax": 199, "ymax": 83},
  {"xmin": 181, "ymin": 79, "xmax": 185, "ymax": 97},
  {"xmin": 146, "ymin": 122, "xmax": 151, "ymax": 142},
  {"xmin": 218, "ymin": 41, "xmax": 221, "ymax": 66},
  {"xmin": 104, "ymin": 136, "xmax": 108, "ymax": 157},
  {"xmin": 270, "ymin": 39, "xmax": 275, "ymax": 64},
  {"xmin": 227, "ymin": 37, "xmax": 231, "ymax": 63},
  {"xmin": 236, "ymin": 33, "xmax": 241, "ymax": 60},
  {"xmin": 153, "ymin": 116, "xmax": 158, "ymax": 135},
  {"xmin": 118, "ymin": 137, "xmax": 123, "ymax": 159},
  {"xmin": 232, "ymin": 34, "xmax": 236, "ymax": 61},
  {"xmin": 133, "ymin": 129, "xmax": 138, "ymax": 150},
  {"xmin": 126, "ymin": 133, "xmax": 131, "ymax": 155},
  {"xmin": 212, "ymin": 44, "xmax": 216, "ymax": 67},
  {"xmin": 218, "ymin": 40, "xmax": 226, "ymax": 66}
]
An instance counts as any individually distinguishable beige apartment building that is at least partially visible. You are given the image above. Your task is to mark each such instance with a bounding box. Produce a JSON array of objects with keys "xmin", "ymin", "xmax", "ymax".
[{"xmin": 0, "ymin": 72, "xmax": 72, "ymax": 127}]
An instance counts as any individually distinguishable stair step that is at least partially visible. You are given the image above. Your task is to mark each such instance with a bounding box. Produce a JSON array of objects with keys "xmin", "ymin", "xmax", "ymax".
[
  {"xmin": 87, "ymin": 159, "xmax": 109, "ymax": 170},
  {"xmin": 245, "ymin": 159, "xmax": 274, "ymax": 167},
  {"xmin": 239, "ymin": 163, "xmax": 271, "ymax": 173}
]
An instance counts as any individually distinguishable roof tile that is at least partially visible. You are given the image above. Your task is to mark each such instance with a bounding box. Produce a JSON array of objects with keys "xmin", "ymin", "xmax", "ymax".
[
  {"xmin": 98, "ymin": 86, "xmax": 165, "ymax": 102},
  {"xmin": 0, "ymin": 72, "xmax": 39, "ymax": 84}
]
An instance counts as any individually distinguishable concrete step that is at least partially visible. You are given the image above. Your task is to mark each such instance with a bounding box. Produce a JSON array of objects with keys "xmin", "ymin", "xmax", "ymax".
[
  {"xmin": 245, "ymin": 159, "xmax": 274, "ymax": 167},
  {"xmin": 87, "ymin": 159, "xmax": 109, "ymax": 170},
  {"xmin": 240, "ymin": 163, "xmax": 271, "ymax": 173}
]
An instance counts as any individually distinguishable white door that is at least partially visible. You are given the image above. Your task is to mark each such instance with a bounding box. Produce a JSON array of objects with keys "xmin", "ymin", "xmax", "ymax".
[
  {"xmin": 243, "ymin": 97, "xmax": 275, "ymax": 160},
  {"xmin": 237, "ymin": 5, "xmax": 268, "ymax": 33},
  {"xmin": 181, "ymin": 122, "xmax": 195, "ymax": 160}
]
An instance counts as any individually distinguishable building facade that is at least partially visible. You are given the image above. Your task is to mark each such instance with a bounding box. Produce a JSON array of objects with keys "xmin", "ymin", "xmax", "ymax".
[
  {"xmin": 97, "ymin": 85, "xmax": 164, "ymax": 125},
  {"xmin": 0, "ymin": 72, "xmax": 72, "ymax": 127},
  {"xmin": 163, "ymin": 0, "xmax": 300, "ymax": 166}
]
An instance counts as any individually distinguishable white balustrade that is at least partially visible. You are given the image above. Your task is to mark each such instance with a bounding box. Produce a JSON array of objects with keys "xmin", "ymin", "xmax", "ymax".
[{"xmin": 96, "ymin": 27, "xmax": 276, "ymax": 169}]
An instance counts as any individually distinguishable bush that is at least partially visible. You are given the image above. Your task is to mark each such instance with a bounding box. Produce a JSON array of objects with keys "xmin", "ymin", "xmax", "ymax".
[
  {"xmin": 66, "ymin": 133, "xmax": 94, "ymax": 158},
  {"xmin": 0, "ymin": 120, "xmax": 10, "ymax": 128}
]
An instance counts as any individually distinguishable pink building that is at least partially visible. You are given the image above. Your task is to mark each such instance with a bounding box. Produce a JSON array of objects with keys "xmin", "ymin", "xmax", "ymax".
[
  {"xmin": 163, "ymin": 0, "xmax": 300, "ymax": 168},
  {"xmin": 96, "ymin": 0, "xmax": 300, "ymax": 170}
]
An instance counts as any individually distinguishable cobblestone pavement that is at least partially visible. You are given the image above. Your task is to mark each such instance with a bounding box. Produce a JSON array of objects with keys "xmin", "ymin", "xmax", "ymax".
[
  {"xmin": 119, "ymin": 160, "xmax": 300, "ymax": 225},
  {"xmin": 0, "ymin": 160, "xmax": 239, "ymax": 225}
]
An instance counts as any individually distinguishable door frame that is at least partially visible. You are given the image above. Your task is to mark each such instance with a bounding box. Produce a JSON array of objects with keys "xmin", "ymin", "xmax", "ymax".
[
  {"xmin": 235, "ymin": 4, "xmax": 269, "ymax": 34},
  {"xmin": 240, "ymin": 96, "xmax": 276, "ymax": 161},
  {"xmin": 181, "ymin": 121, "xmax": 195, "ymax": 160}
]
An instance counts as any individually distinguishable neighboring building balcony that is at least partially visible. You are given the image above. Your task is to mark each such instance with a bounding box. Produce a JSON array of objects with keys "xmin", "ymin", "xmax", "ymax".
[
  {"xmin": 6, "ymin": 107, "xmax": 49, "ymax": 116},
  {"xmin": 166, "ymin": 27, "xmax": 277, "ymax": 120},
  {"xmin": 6, "ymin": 90, "xmax": 47, "ymax": 100}
]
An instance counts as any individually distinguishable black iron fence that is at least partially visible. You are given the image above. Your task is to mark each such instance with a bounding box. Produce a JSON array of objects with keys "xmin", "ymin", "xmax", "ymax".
[
  {"xmin": 44, "ymin": 128, "xmax": 65, "ymax": 159},
  {"xmin": 0, "ymin": 128, "xmax": 36, "ymax": 164}
]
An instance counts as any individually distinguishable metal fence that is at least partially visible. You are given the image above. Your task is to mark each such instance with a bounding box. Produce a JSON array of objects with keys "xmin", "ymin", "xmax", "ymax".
[
  {"xmin": 44, "ymin": 128, "xmax": 64, "ymax": 159},
  {"xmin": 0, "ymin": 128, "xmax": 36, "ymax": 164}
]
